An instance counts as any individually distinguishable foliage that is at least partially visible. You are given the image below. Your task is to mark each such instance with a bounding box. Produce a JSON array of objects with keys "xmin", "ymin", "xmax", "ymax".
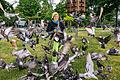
[
  {"xmin": 17, "ymin": 0, "xmax": 53, "ymax": 20},
  {"xmin": 54, "ymin": 0, "xmax": 67, "ymax": 19},
  {"xmin": 64, "ymin": 15, "xmax": 74, "ymax": 21},
  {"xmin": 17, "ymin": 0, "xmax": 40, "ymax": 17}
]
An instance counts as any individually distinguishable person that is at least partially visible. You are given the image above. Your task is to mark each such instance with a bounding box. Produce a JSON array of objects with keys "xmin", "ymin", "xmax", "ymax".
[
  {"xmin": 46, "ymin": 12, "xmax": 66, "ymax": 52},
  {"xmin": 46, "ymin": 12, "xmax": 66, "ymax": 40}
]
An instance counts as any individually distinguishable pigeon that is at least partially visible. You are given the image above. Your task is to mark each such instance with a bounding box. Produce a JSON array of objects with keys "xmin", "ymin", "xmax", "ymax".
[
  {"xmin": 4, "ymin": 12, "xmax": 19, "ymax": 19},
  {"xmin": 0, "ymin": 59, "xmax": 15, "ymax": 71},
  {"xmin": 5, "ymin": 63, "xmax": 16, "ymax": 71},
  {"xmin": 99, "ymin": 73, "xmax": 109, "ymax": 79},
  {"xmin": 0, "ymin": 27, "xmax": 14, "ymax": 41},
  {"xmin": 96, "ymin": 61, "xmax": 104, "ymax": 71},
  {"xmin": 36, "ymin": 35, "xmax": 39, "ymax": 44},
  {"xmin": 106, "ymin": 66, "xmax": 112, "ymax": 73},
  {"xmin": 62, "ymin": 35, "xmax": 73, "ymax": 55},
  {"xmin": 71, "ymin": 45, "xmax": 79, "ymax": 54},
  {"xmin": 16, "ymin": 57, "xmax": 24, "ymax": 70},
  {"xmin": 12, "ymin": 48, "xmax": 32, "ymax": 59},
  {"xmin": 81, "ymin": 45, "xmax": 88, "ymax": 55},
  {"xmin": 79, "ymin": 53, "xmax": 98, "ymax": 80},
  {"xmin": 58, "ymin": 51, "xmax": 79, "ymax": 72},
  {"xmin": 106, "ymin": 48, "xmax": 120, "ymax": 55},
  {"xmin": 96, "ymin": 35, "xmax": 111, "ymax": 49},
  {"xmin": 29, "ymin": 40, "xmax": 36, "ymax": 50},
  {"xmin": 0, "ymin": 59, "xmax": 6, "ymax": 69},
  {"xmin": 24, "ymin": 59, "xmax": 37, "ymax": 70},
  {"xmin": 81, "ymin": 37, "xmax": 89, "ymax": 44},
  {"xmin": 19, "ymin": 71, "xmax": 38, "ymax": 80},
  {"xmin": 86, "ymin": 27, "xmax": 95, "ymax": 37},
  {"xmin": 16, "ymin": 32, "xmax": 25, "ymax": 41},
  {"xmin": 91, "ymin": 52, "xmax": 108, "ymax": 60},
  {"xmin": 0, "ymin": 2, "xmax": 19, "ymax": 19}
]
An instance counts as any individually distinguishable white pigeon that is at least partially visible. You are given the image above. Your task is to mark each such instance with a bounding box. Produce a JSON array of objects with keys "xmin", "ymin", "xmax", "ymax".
[
  {"xmin": 79, "ymin": 53, "xmax": 98, "ymax": 79},
  {"xmin": 86, "ymin": 27, "xmax": 95, "ymax": 36},
  {"xmin": 4, "ymin": 12, "xmax": 19, "ymax": 19},
  {"xmin": 0, "ymin": 2, "xmax": 19, "ymax": 19}
]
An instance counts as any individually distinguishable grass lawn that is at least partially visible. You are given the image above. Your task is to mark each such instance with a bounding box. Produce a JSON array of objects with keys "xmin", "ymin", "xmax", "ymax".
[{"xmin": 0, "ymin": 28, "xmax": 120, "ymax": 80}]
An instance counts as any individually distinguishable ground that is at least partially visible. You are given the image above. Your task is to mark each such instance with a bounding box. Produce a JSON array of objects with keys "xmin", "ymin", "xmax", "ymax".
[{"xmin": 0, "ymin": 28, "xmax": 120, "ymax": 80}]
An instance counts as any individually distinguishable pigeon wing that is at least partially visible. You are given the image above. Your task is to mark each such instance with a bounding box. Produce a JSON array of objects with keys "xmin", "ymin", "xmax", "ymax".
[
  {"xmin": 4, "ymin": 27, "xmax": 13, "ymax": 35},
  {"xmin": 86, "ymin": 53, "xmax": 94, "ymax": 73}
]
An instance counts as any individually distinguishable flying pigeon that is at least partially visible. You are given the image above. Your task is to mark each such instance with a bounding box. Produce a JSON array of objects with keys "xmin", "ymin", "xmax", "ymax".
[
  {"xmin": 19, "ymin": 71, "xmax": 38, "ymax": 80},
  {"xmin": 4, "ymin": 12, "xmax": 19, "ymax": 19},
  {"xmin": 79, "ymin": 53, "xmax": 98, "ymax": 80},
  {"xmin": 0, "ymin": 27, "xmax": 14, "ymax": 41},
  {"xmin": 86, "ymin": 27, "xmax": 95, "ymax": 37},
  {"xmin": 16, "ymin": 32, "xmax": 25, "ymax": 41},
  {"xmin": 96, "ymin": 35, "xmax": 111, "ymax": 49},
  {"xmin": 91, "ymin": 52, "xmax": 108, "ymax": 61},
  {"xmin": 0, "ymin": 2, "xmax": 19, "ymax": 19},
  {"xmin": 12, "ymin": 48, "xmax": 32, "ymax": 59}
]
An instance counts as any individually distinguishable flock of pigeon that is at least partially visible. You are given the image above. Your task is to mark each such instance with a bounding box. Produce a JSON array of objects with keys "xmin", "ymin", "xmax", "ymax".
[{"xmin": 1, "ymin": 25, "xmax": 120, "ymax": 80}]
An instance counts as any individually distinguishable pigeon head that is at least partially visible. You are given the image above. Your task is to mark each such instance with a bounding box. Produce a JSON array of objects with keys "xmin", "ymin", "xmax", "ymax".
[
  {"xmin": 23, "ymin": 48, "xmax": 27, "ymax": 51},
  {"xmin": 52, "ymin": 51, "xmax": 58, "ymax": 57},
  {"xmin": 67, "ymin": 35, "xmax": 72, "ymax": 41},
  {"xmin": 27, "ymin": 71, "xmax": 33, "ymax": 76}
]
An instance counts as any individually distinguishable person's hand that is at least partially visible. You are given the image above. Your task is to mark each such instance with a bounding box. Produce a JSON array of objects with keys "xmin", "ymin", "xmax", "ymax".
[
  {"xmin": 57, "ymin": 30, "xmax": 61, "ymax": 33},
  {"xmin": 54, "ymin": 29, "xmax": 57, "ymax": 33}
]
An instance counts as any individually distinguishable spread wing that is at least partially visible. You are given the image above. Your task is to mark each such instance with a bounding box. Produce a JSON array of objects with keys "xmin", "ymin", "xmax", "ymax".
[
  {"xmin": 5, "ymin": 27, "xmax": 13, "ymax": 35},
  {"xmin": 86, "ymin": 53, "xmax": 94, "ymax": 73},
  {"xmin": 104, "ymin": 35, "xmax": 111, "ymax": 44}
]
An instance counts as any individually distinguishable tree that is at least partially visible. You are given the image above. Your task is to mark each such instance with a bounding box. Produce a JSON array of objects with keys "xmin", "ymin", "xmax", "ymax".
[
  {"xmin": 54, "ymin": 0, "xmax": 67, "ymax": 19},
  {"xmin": 17, "ymin": 0, "xmax": 53, "ymax": 20},
  {"xmin": 17, "ymin": 0, "xmax": 41, "ymax": 17},
  {"xmin": 38, "ymin": 0, "xmax": 53, "ymax": 20}
]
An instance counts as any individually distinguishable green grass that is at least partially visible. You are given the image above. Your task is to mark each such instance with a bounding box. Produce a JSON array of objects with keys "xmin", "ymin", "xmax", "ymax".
[{"xmin": 0, "ymin": 28, "xmax": 120, "ymax": 80}]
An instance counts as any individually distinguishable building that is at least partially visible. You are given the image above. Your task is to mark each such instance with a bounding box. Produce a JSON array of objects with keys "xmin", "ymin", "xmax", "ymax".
[{"xmin": 67, "ymin": 0, "xmax": 86, "ymax": 13}]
